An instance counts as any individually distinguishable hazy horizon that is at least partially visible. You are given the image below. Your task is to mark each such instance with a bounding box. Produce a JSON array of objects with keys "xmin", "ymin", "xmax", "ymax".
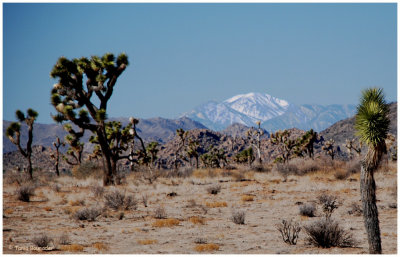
[{"xmin": 3, "ymin": 3, "xmax": 397, "ymax": 124}]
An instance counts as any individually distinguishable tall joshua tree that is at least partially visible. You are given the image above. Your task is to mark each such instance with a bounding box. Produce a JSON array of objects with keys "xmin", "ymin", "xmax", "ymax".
[
  {"xmin": 246, "ymin": 121, "xmax": 264, "ymax": 164},
  {"xmin": 297, "ymin": 129, "xmax": 318, "ymax": 159},
  {"xmin": 6, "ymin": 109, "xmax": 38, "ymax": 179},
  {"xmin": 50, "ymin": 137, "xmax": 65, "ymax": 176},
  {"xmin": 50, "ymin": 53, "xmax": 129, "ymax": 186},
  {"xmin": 355, "ymin": 88, "xmax": 390, "ymax": 254}
]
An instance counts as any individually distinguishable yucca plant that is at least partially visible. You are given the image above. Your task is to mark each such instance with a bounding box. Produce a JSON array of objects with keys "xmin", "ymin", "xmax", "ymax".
[
  {"xmin": 6, "ymin": 109, "xmax": 38, "ymax": 179},
  {"xmin": 354, "ymin": 88, "xmax": 390, "ymax": 254}
]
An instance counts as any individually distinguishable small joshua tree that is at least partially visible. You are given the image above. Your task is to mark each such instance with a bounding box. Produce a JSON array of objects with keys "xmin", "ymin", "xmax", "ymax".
[
  {"xmin": 200, "ymin": 146, "xmax": 227, "ymax": 168},
  {"xmin": 246, "ymin": 121, "xmax": 264, "ymax": 164},
  {"xmin": 355, "ymin": 88, "xmax": 390, "ymax": 254},
  {"xmin": 6, "ymin": 109, "xmax": 38, "ymax": 179},
  {"xmin": 322, "ymin": 139, "xmax": 336, "ymax": 160},
  {"xmin": 343, "ymin": 139, "xmax": 362, "ymax": 159},
  {"xmin": 186, "ymin": 139, "xmax": 201, "ymax": 169},
  {"xmin": 90, "ymin": 118, "xmax": 146, "ymax": 182},
  {"xmin": 270, "ymin": 130, "xmax": 297, "ymax": 163},
  {"xmin": 146, "ymin": 141, "xmax": 159, "ymax": 168},
  {"xmin": 297, "ymin": 129, "xmax": 318, "ymax": 159},
  {"xmin": 234, "ymin": 147, "xmax": 255, "ymax": 166},
  {"xmin": 62, "ymin": 124, "xmax": 85, "ymax": 166},
  {"xmin": 174, "ymin": 128, "xmax": 188, "ymax": 169},
  {"xmin": 50, "ymin": 136, "xmax": 65, "ymax": 176},
  {"xmin": 50, "ymin": 53, "xmax": 129, "ymax": 186}
]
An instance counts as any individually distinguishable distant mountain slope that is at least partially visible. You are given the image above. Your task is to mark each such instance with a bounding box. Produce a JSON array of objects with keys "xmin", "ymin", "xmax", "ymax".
[
  {"xmin": 181, "ymin": 92, "xmax": 356, "ymax": 132},
  {"xmin": 319, "ymin": 102, "xmax": 397, "ymax": 149},
  {"xmin": 3, "ymin": 117, "xmax": 207, "ymax": 153}
]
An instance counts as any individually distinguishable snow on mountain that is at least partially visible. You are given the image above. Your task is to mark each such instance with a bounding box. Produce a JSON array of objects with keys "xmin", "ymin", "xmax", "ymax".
[{"xmin": 181, "ymin": 92, "xmax": 356, "ymax": 132}]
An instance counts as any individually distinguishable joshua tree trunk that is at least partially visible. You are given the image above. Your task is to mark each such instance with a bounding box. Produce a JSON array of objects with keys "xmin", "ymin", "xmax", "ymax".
[{"xmin": 360, "ymin": 160, "xmax": 382, "ymax": 254}]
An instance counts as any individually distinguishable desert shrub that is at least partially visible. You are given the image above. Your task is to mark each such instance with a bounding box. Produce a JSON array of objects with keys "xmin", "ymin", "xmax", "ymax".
[
  {"xmin": 74, "ymin": 207, "xmax": 101, "ymax": 221},
  {"xmin": 241, "ymin": 195, "xmax": 254, "ymax": 202},
  {"xmin": 276, "ymin": 219, "xmax": 301, "ymax": 245},
  {"xmin": 72, "ymin": 161, "xmax": 102, "ymax": 179},
  {"xmin": 142, "ymin": 194, "xmax": 149, "ymax": 207},
  {"xmin": 346, "ymin": 160, "xmax": 361, "ymax": 175},
  {"xmin": 194, "ymin": 237, "xmax": 207, "ymax": 244},
  {"xmin": 299, "ymin": 203, "xmax": 316, "ymax": 217},
  {"xmin": 32, "ymin": 234, "xmax": 53, "ymax": 247},
  {"xmin": 104, "ymin": 190, "xmax": 137, "ymax": 211},
  {"xmin": 348, "ymin": 202, "xmax": 363, "ymax": 216},
  {"xmin": 52, "ymin": 184, "xmax": 61, "ymax": 192},
  {"xmin": 207, "ymin": 184, "xmax": 221, "ymax": 195},
  {"xmin": 252, "ymin": 164, "xmax": 271, "ymax": 173},
  {"xmin": 231, "ymin": 210, "xmax": 245, "ymax": 224},
  {"xmin": 60, "ymin": 244, "xmax": 84, "ymax": 252},
  {"xmin": 274, "ymin": 163, "xmax": 298, "ymax": 181},
  {"xmin": 16, "ymin": 184, "xmax": 35, "ymax": 202},
  {"xmin": 318, "ymin": 194, "xmax": 339, "ymax": 218},
  {"xmin": 90, "ymin": 184, "xmax": 104, "ymax": 198},
  {"xmin": 58, "ymin": 233, "xmax": 70, "ymax": 245},
  {"xmin": 189, "ymin": 216, "xmax": 206, "ymax": 225},
  {"xmin": 334, "ymin": 169, "xmax": 349, "ymax": 180},
  {"xmin": 290, "ymin": 158, "xmax": 321, "ymax": 175},
  {"xmin": 69, "ymin": 199, "xmax": 85, "ymax": 206},
  {"xmin": 205, "ymin": 201, "xmax": 227, "ymax": 208},
  {"xmin": 4, "ymin": 171, "xmax": 31, "ymax": 185},
  {"xmin": 304, "ymin": 218, "xmax": 356, "ymax": 248},
  {"xmin": 154, "ymin": 206, "xmax": 167, "ymax": 219}
]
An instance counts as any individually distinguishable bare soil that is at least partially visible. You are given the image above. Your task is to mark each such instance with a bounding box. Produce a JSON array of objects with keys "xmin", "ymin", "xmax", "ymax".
[{"xmin": 2, "ymin": 162, "xmax": 397, "ymax": 254}]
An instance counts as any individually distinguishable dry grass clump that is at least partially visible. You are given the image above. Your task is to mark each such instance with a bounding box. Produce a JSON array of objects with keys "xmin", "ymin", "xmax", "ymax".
[
  {"xmin": 4, "ymin": 209, "xmax": 14, "ymax": 215},
  {"xmin": 241, "ymin": 194, "xmax": 254, "ymax": 202},
  {"xmin": 194, "ymin": 243, "xmax": 219, "ymax": 252},
  {"xmin": 104, "ymin": 190, "xmax": 137, "ymax": 211},
  {"xmin": 72, "ymin": 161, "xmax": 102, "ymax": 179},
  {"xmin": 90, "ymin": 184, "xmax": 104, "ymax": 198},
  {"xmin": 273, "ymin": 163, "xmax": 298, "ymax": 181},
  {"xmin": 152, "ymin": 218, "xmax": 180, "ymax": 227},
  {"xmin": 231, "ymin": 210, "xmax": 246, "ymax": 224},
  {"xmin": 276, "ymin": 219, "xmax": 301, "ymax": 245},
  {"xmin": 44, "ymin": 206, "xmax": 52, "ymax": 212},
  {"xmin": 16, "ymin": 184, "xmax": 35, "ymax": 202},
  {"xmin": 304, "ymin": 218, "xmax": 356, "ymax": 248},
  {"xmin": 92, "ymin": 242, "xmax": 108, "ymax": 251},
  {"xmin": 58, "ymin": 233, "xmax": 70, "ymax": 245},
  {"xmin": 347, "ymin": 202, "xmax": 363, "ymax": 216},
  {"xmin": 69, "ymin": 199, "xmax": 85, "ymax": 206},
  {"xmin": 205, "ymin": 201, "xmax": 228, "ymax": 208},
  {"xmin": 74, "ymin": 207, "xmax": 102, "ymax": 221},
  {"xmin": 189, "ymin": 216, "xmax": 206, "ymax": 225},
  {"xmin": 299, "ymin": 203, "xmax": 316, "ymax": 217},
  {"xmin": 290, "ymin": 158, "xmax": 321, "ymax": 175},
  {"xmin": 334, "ymin": 169, "xmax": 349, "ymax": 180},
  {"xmin": 137, "ymin": 239, "xmax": 157, "ymax": 245},
  {"xmin": 60, "ymin": 244, "xmax": 84, "ymax": 252},
  {"xmin": 32, "ymin": 234, "xmax": 53, "ymax": 247},
  {"xmin": 346, "ymin": 160, "xmax": 361, "ymax": 175},
  {"xmin": 207, "ymin": 184, "xmax": 221, "ymax": 194}
]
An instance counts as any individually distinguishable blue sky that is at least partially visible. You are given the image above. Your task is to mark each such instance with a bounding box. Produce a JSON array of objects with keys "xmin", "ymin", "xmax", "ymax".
[{"xmin": 3, "ymin": 3, "xmax": 397, "ymax": 123}]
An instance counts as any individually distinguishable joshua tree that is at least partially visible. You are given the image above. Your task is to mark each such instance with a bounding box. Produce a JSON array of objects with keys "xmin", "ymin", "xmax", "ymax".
[
  {"xmin": 50, "ymin": 137, "xmax": 65, "ymax": 176},
  {"xmin": 246, "ymin": 121, "xmax": 264, "ymax": 164},
  {"xmin": 200, "ymin": 146, "xmax": 227, "ymax": 168},
  {"xmin": 6, "ymin": 109, "xmax": 38, "ymax": 179},
  {"xmin": 270, "ymin": 130, "xmax": 297, "ymax": 163},
  {"xmin": 234, "ymin": 147, "xmax": 255, "ymax": 166},
  {"xmin": 297, "ymin": 129, "xmax": 318, "ymax": 159},
  {"xmin": 343, "ymin": 139, "xmax": 362, "ymax": 159},
  {"xmin": 50, "ymin": 53, "xmax": 129, "ymax": 186},
  {"xmin": 62, "ymin": 124, "xmax": 85, "ymax": 166},
  {"xmin": 89, "ymin": 118, "xmax": 146, "ymax": 180},
  {"xmin": 186, "ymin": 139, "xmax": 201, "ymax": 169},
  {"xmin": 146, "ymin": 141, "xmax": 159, "ymax": 168},
  {"xmin": 355, "ymin": 88, "xmax": 390, "ymax": 254},
  {"xmin": 322, "ymin": 139, "xmax": 336, "ymax": 160},
  {"xmin": 174, "ymin": 128, "xmax": 188, "ymax": 169}
]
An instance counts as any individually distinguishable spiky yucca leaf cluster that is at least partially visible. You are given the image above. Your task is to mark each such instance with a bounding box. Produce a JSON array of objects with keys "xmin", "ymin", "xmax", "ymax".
[{"xmin": 355, "ymin": 88, "xmax": 389, "ymax": 147}]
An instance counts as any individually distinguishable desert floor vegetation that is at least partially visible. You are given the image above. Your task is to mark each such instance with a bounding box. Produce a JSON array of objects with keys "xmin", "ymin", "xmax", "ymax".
[{"xmin": 2, "ymin": 159, "xmax": 397, "ymax": 254}]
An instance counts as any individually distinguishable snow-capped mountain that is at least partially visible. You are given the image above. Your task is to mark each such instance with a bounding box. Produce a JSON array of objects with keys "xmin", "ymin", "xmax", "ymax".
[{"xmin": 181, "ymin": 92, "xmax": 356, "ymax": 132}]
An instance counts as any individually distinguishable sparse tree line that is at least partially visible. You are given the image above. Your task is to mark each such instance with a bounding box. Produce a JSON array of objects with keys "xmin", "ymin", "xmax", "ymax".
[{"xmin": 5, "ymin": 53, "xmax": 394, "ymax": 254}]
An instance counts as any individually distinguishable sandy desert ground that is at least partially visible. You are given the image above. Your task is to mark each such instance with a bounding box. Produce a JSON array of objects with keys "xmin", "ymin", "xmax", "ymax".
[{"xmin": 2, "ymin": 159, "xmax": 397, "ymax": 254}]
